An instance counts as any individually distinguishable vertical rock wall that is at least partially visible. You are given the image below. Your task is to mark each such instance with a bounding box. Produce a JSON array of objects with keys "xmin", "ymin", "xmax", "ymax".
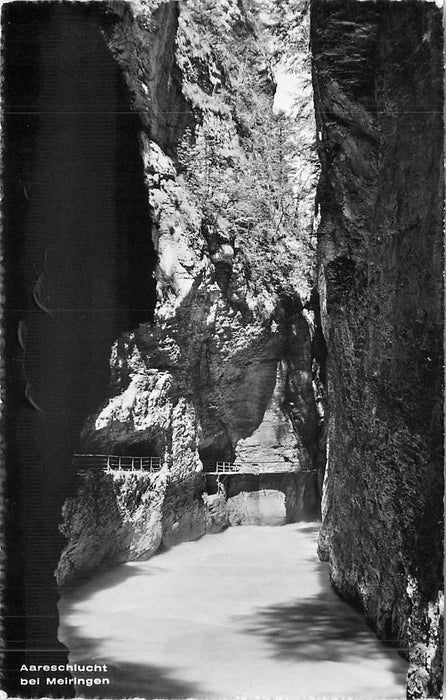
[
  {"xmin": 57, "ymin": 0, "xmax": 322, "ymax": 584},
  {"xmin": 2, "ymin": 4, "xmax": 156, "ymax": 694},
  {"xmin": 311, "ymin": 2, "xmax": 444, "ymax": 697},
  {"xmin": 90, "ymin": 0, "xmax": 320, "ymax": 483}
]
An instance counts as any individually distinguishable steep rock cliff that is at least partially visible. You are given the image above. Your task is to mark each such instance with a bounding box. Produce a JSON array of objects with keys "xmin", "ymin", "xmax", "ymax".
[
  {"xmin": 2, "ymin": 4, "xmax": 159, "ymax": 692},
  {"xmin": 57, "ymin": 471, "xmax": 165, "ymax": 585},
  {"xmin": 58, "ymin": 0, "xmax": 321, "ymax": 583},
  {"xmin": 311, "ymin": 2, "xmax": 444, "ymax": 697}
]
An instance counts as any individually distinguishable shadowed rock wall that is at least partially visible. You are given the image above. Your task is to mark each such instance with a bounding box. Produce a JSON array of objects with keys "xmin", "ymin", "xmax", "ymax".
[
  {"xmin": 2, "ymin": 3, "xmax": 155, "ymax": 694},
  {"xmin": 311, "ymin": 1, "xmax": 444, "ymax": 697}
]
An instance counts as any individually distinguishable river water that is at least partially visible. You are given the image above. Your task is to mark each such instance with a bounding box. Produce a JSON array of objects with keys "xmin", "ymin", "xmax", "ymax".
[{"xmin": 58, "ymin": 523, "xmax": 407, "ymax": 699}]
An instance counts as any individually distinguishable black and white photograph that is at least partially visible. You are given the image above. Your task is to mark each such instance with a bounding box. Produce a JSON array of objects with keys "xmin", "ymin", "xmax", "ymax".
[{"xmin": 1, "ymin": 0, "xmax": 444, "ymax": 698}]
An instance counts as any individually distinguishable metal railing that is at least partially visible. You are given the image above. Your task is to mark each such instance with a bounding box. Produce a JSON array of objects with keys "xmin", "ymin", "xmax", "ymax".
[
  {"xmin": 73, "ymin": 455, "xmax": 317, "ymax": 476},
  {"xmin": 73, "ymin": 453, "xmax": 162, "ymax": 474},
  {"xmin": 202, "ymin": 461, "xmax": 315, "ymax": 475},
  {"xmin": 216, "ymin": 461, "xmax": 240, "ymax": 473}
]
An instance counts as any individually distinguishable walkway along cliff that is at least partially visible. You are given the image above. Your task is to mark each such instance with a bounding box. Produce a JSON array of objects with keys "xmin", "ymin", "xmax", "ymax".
[
  {"xmin": 2, "ymin": 1, "xmax": 442, "ymax": 697},
  {"xmin": 56, "ymin": 2, "xmax": 444, "ymax": 697},
  {"xmin": 57, "ymin": 0, "xmax": 323, "ymax": 584}
]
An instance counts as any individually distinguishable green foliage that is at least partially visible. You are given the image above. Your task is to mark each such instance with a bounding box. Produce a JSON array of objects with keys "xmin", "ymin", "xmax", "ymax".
[
  {"xmin": 175, "ymin": 0, "xmax": 316, "ymax": 299},
  {"xmin": 177, "ymin": 110, "xmax": 315, "ymax": 297}
]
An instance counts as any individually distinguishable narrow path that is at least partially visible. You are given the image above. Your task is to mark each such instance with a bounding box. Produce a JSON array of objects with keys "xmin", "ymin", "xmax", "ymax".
[{"xmin": 58, "ymin": 524, "xmax": 407, "ymax": 699}]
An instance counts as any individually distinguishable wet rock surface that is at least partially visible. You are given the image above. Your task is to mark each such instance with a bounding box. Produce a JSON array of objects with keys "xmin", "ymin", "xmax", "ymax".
[
  {"xmin": 57, "ymin": 472, "xmax": 165, "ymax": 587},
  {"xmin": 311, "ymin": 1, "xmax": 444, "ymax": 696}
]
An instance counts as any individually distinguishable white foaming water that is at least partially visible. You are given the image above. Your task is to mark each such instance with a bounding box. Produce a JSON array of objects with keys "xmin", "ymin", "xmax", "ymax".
[{"xmin": 59, "ymin": 524, "xmax": 407, "ymax": 699}]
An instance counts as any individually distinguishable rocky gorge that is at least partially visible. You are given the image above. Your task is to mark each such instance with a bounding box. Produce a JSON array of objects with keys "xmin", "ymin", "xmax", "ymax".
[
  {"xmin": 57, "ymin": 0, "xmax": 323, "ymax": 586},
  {"xmin": 2, "ymin": 0, "xmax": 443, "ymax": 698}
]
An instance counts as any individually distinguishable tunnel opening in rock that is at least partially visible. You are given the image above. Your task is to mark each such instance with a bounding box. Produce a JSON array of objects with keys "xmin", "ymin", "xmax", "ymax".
[
  {"xmin": 198, "ymin": 443, "xmax": 236, "ymax": 471},
  {"xmin": 112, "ymin": 439, "xmax": 160, "ymax": 459},
  {"xmin": 48, "ymin": 0, "xmax": 443, "ymax": 695}
]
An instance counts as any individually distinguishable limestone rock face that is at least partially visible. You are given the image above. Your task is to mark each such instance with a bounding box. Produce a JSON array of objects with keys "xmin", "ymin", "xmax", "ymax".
[
  {"xmin": 227, "ymin": 490, "xmax": 287, "ymax": 526},
  {"xmin": 88, "ymin": 0, "xmax": 320, "ymax": 473},
  {"xmin": 57, "ymin": 471, "xmax": 165, "ymax": 586},
  {"xmin": 58, "ymin": 0, "xmax": 321, "ymax": 583},
  {"xmin": 57, "ymin": 469, "xmax": 231, "ymax": 586},
  {"xmin": 311, "ymin": 2, "xmax": 444, "ymax": 696},
  {"xmin": 103, "ymin": 1, "xmax": 192, "ymax": 152}
]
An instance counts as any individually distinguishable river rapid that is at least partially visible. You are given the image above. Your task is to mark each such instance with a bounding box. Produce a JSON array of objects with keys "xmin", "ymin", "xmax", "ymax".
[{"xmin": 58, "ymin": 523, "xmax": 407, "ymax": 699}]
